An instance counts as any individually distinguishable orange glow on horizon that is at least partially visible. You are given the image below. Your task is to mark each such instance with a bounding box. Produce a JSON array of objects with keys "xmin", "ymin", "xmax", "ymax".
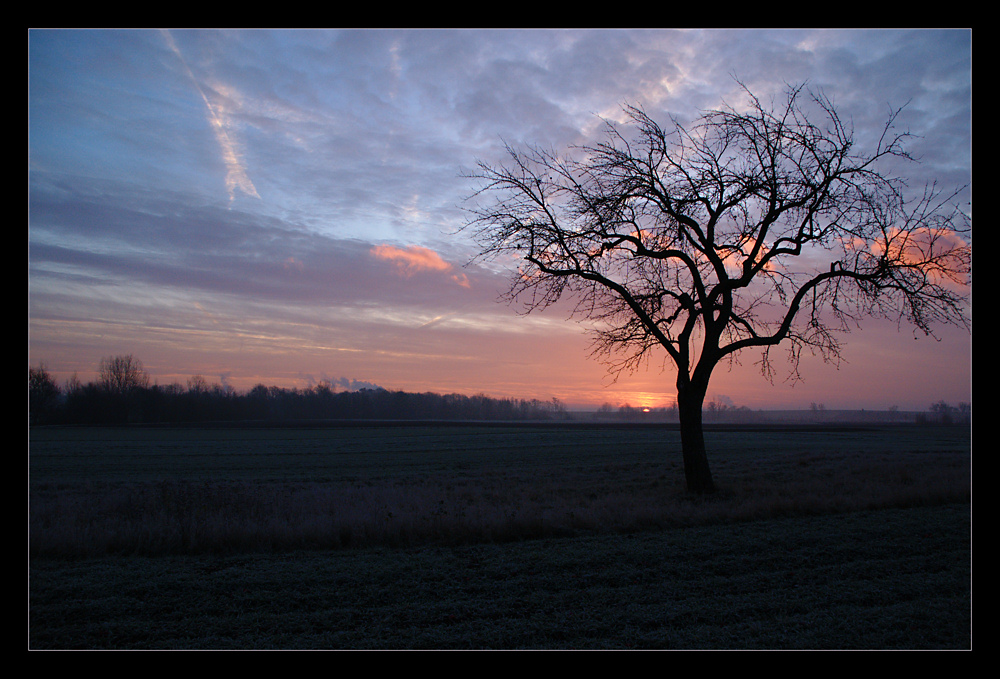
[{"xmin": 28, "ymin": 300, "xmax": 971, "ymax": 413}]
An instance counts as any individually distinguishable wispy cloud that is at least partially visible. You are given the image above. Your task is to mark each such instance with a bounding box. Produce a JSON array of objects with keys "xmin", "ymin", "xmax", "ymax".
[{"xmin": 161, "ymin": 30, "xmax": 260, "ymax": 203}]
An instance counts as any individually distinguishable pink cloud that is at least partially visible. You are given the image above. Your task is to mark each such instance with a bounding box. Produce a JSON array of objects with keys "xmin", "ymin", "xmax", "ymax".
[{"xmin": 371, "ymin": 244, "xmax": 452, "ymax": 277}]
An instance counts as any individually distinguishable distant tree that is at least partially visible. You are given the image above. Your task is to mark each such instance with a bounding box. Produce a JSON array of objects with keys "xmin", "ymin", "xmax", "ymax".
[
  {"xmin": 550, "ymin": 396, "xmax": 567, "ymax": 417},
  {"xmin": 313, "ymin": 380, "xmax": 335, "ymax": 398},
  {"xmin": 96, "ymin": 355, "xmax": 151, "ymax": 423},
  {"xmin": 29, "ymin": 362, "xmax": 61, "ymax": 424},
  {"xmin": 187, "ymin": 375, "xmax": 209, "ymax": 394},
  {"xmin": 930, "ymin": 400, "xmax": 957, "ymax": 425},
  {"xmin": 467, "ymin": 81, "xmax": 971, "ymax": 492},
  {"xmin": 98, "ymin": 354, "xmax": 150, "ymax": 395},
  {"xmin": 65, "ymin": 372, "xmax": 82, "ymax": 395}
]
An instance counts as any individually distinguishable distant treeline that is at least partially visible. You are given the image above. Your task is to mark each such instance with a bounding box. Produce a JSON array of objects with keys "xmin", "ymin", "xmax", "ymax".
[
  {"xmin": 27, "ymin": 358, "xmax": 571, "ymax": 426},
  {"xmin": 28, "ymin": 356, "xmax": 971, "ymax": 427}
]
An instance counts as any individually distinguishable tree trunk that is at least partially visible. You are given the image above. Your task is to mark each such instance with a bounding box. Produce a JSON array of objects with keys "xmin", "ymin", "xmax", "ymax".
[{"xmin": 677, "ymin": 381, "xmax": 716, "ymax": 494}]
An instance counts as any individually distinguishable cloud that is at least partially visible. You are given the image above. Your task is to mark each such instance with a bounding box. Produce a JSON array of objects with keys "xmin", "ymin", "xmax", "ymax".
[
  {"xmin": 371, "ymin": 244, "xmax": 453, "ymax": 276},
  {"xmin": 161, "ymin": 30, "xmax": 261, "ymax": 203},
  {"xmin": 370, "ymin": 245, "xmax": 477, "ymax": 291},
  {"xmin": 332, "ymin": 376, "xmax": 384, "ymax": 392}
]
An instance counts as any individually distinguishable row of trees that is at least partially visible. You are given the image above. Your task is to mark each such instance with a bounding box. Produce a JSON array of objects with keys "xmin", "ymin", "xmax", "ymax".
[
  {"xmin": 27, "ymin": 356, "xmax": 570, "ymax": 426},
  {"xmin": 29, "ymin": 355, "xmax": 969, "ymax": 427},
  {"xmin": 922, "ymin": 400, "xmax": 972, "ymax": 425}
]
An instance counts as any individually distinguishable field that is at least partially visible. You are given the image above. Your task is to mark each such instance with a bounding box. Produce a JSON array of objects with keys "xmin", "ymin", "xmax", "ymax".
[{"xmin": 28, "ymin": 422, "xmax": 972, "ymax": 649}]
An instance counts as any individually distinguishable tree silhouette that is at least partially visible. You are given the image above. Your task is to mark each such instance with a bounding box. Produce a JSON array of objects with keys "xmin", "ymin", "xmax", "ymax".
[
  {"xmin": 467, "ymin": 82, "xmax": 971, "ymax": 493},
  {"xmin": 98, "ymin": 354, "xmax": 150, "ymax": 395},
  {"xmin": 29, "ymin": 362, "xmax": 61, "ymax": 424}
]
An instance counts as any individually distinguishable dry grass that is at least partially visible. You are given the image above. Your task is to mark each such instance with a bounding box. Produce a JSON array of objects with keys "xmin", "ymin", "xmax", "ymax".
[{"xmin": 29, "ymin": 425, "xmax": 970, "ymax": 557}]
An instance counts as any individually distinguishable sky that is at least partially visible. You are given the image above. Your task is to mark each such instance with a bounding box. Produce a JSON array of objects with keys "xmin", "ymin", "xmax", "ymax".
[{"xmin": 28, "ymin": 28, "xmax": 972, "ymax": 411}]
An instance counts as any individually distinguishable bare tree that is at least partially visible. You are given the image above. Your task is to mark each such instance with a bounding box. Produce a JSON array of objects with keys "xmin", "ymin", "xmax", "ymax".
[
  {"xmin": 98, "ymin": 354, "xmax": 150, "ymax": 395},
  {"xmin": 466, "ymin": 82, "xmax": 971, "ymax": 493},
  {"xmin": 29, "ymin": 362, "xmax": 61, "ymax": 424}
]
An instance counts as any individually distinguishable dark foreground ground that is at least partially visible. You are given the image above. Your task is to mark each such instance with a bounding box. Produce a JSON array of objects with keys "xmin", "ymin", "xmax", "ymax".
[
  {"xmin": 29, "ymin": 423, "xmax": 971, "ymax": 649},
  {"xmin": 30, "ymin": 503, "xmax": 969, "ymax": 650}
]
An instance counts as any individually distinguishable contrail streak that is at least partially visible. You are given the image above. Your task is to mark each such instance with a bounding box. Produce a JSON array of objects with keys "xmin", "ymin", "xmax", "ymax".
[{"xmin": 161, "ymin": 30, "xmax": 260, "ymax": 202}]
